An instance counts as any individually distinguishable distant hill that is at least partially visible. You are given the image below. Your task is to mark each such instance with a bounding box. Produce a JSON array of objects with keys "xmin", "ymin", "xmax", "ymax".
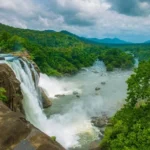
[
  {"xmin": 144, "ymin": 40, "xmax": 150, "ymax": 44},
  {"xmin": 43, "ymin": 30, "xmax": 55, "ymax": 33},
  {"xmin": 85, "ymin": 38, "xmax": 130, "ymax": 44},
  {"xmin": 43, "ymin": 29, "xmax": 131, "ymax": 45},
  {"xmin": 60, "ymin": 30, "xmax": 77, "ymax": 37}
]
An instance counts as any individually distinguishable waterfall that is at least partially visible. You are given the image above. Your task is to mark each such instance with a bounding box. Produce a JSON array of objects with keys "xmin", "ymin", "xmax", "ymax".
[{"xmin": 7, "ymin": 58, "xmax": 47, "ymax": 132}]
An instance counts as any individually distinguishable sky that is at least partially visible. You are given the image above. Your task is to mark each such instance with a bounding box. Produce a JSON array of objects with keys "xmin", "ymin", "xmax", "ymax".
[{"xmin": 0, "ymin": 0, "xmax": 150, "ymax": 43}]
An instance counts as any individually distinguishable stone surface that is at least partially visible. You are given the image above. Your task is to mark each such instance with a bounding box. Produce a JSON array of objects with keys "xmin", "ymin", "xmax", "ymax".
[
  {"xmin": 95, "ymin": 87, "xmax": 101, "ymax": 91},
  {"xmin": 41, "ymin": 88, "xmax": 52, "ymax": 108},
  {"xmin": 0, "ymin": 63, "xmax": 23, "ymax": 113},
  {"xmin": 0, "ymin": 101, "xmax": 65, "ymax": 150},
  {"xmin": 91, "ymin": 115, "xmax": 109, "ymax": 128}
]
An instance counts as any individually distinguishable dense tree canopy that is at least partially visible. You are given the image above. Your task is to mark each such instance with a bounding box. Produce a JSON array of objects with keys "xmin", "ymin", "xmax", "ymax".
[
  {"xmin": 111, "ymin": 44, "xmax": 150, "ymax": 62},
  {"xmin": 100, "ymin": 60, "xmax": 150, "ymax": 150},
  {"xmin": 0, "ymin": 23, "xmax": 134, "ymax": 76}
]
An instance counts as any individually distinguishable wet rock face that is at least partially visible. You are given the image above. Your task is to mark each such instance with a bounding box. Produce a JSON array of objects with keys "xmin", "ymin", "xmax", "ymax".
[
  {"xmin": 40, "ymin": 88, "xmax": 52, "ymax": 108},
  {"xmin": 0, "ymin": 63, "xmax": 23, "ymax": 113},
  {"xmin": 91, "ymin": 115, "xmax": 110, "ymax": 140},
  {"xmin": 95, "ymin": 87, "xmax": 101, "ymax": 91},
  {"xmin": 91, "ymin": 116, "xmax": 109, "ymax": 128},
  {"xmin": 0, "ymin": 101, "xmax": 65, "ymax": 150}
]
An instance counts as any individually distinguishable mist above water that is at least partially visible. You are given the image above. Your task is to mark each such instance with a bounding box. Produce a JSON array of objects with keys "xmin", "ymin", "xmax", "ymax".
[{"xmin": 39, "ymin": 61, "xmax": 131, "ymax": 149}]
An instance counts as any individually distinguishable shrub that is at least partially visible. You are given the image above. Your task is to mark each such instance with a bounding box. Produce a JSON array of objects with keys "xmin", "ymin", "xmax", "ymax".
[{"xmin": 0, "ymin": 88, "xmax": 7, "ymax": 102}]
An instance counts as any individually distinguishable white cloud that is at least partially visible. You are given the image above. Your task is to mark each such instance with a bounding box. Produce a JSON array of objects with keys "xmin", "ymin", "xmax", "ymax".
[{"xmin": 0, "ymin": 0, "xmax": 150, "ymax": 42}]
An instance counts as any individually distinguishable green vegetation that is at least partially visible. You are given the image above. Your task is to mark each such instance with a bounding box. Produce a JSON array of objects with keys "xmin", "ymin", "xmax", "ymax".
[
  {"xmin": 51, "ymin": 136, "xmax": 56, "ymax": 141},
  {"xmin": 0, "ymin": 88, "xmax": 7, "ymax": 102},
  {"xmin": 99, "ymin": 49, "xmax": 134, "ymax": 71},
  {"xmin": 0, "ymin": 23, "xmax": 134, "ymax": 76},
  {"xmin": 126, "ymin": 60, "xmax": 150, "ymax": 106},
  {"xmin": 111, "ymin": 44, "xmax": 150, "ymax": 62},
  {"xmin": 100, "ymin": 60, "xmax": 150, "ymax": 150}
]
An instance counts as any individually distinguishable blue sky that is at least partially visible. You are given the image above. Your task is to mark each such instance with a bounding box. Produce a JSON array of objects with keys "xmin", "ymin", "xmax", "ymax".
[{"xmin": 0, "ymin": 0, "xmax": 150, "ymax": 43}]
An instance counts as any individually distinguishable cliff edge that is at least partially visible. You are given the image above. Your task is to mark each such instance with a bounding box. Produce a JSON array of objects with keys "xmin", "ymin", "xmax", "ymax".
[{"xmin": 0, "ymin": 61, "xmax": 65, "ymax": 150}]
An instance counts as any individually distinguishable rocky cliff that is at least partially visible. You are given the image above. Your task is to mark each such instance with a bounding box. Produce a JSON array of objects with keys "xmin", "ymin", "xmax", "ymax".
[
  {"xmin": 0, "ymin": 101, "xmax": 65, "ymax": 150},
  {"xmin": 0, "ymin": 63, "xmax": 23, "ymax": 113},
  {"xmin": 0, "ymin": 60, "xmax": 64, "ymax": 150}
]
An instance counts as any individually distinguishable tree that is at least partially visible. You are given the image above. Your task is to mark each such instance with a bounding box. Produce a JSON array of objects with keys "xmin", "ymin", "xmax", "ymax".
[{"xmin": 126, "ymin": 60, "xmax": 150, "ymax": 106}]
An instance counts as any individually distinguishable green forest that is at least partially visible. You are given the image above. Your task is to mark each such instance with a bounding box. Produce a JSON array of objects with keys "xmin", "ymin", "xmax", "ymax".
[
  {"xmin": 0, "ymin": 23, "xmax": 134, "ymax": 76},
  {"xmin": 99, "ymin": 60, "xmax": 150, "ymax": 150},
  {"xmin": 112, "ymin": 44, "xmax": 150, "ymax": 61}
]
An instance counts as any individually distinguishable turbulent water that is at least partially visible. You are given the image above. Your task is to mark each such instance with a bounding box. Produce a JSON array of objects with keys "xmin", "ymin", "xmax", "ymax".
[
  {"xmin": 2, "ymin": 56, "xmax": 132, "ymax": 150},
  {"xmin": 39, "ymin": 61, "xmax": 131, "ymax": 149}
]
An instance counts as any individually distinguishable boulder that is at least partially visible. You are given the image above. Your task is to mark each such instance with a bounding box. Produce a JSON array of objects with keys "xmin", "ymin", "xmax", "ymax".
[
  {"xmin": 0, "ymin": 57, "xmax": 5, "ymax": 60},
  {"xmin": 73, "ymin": 91, "xmax": 79, "ymax": 95},
  {"xmin": 95, "ymin": 87, "xmax": 101, "ymax": 91},
  {"xmin": 0, "ymin": 101, "xmax": 65, "ymax": 150},
  {"xmin": 72, "ymin": 91, "xmax": 80, "ymax": 98},
  {"xmin": 101, "ymin": 82, "xmax": 106, "ymax": 85},
  {"xmin": 76, "ymin": 94, "xmax": 80, "ymax": 98},
  {"xmin": 31, "ymin": 60, "xmax": 40, "ymax": 75},
  {"xmin": 91, "ymin": 115, "xmax": 109, "ymax": 128},
  {"xmin": 92, "ymin": 71, "xmax": 99, "ymax": 74},
  {"xmin": 55, "ymin": 94, "xmax": 65, "ymax": 98},
  {"xmin": 41, "ymin": 88, "xmax": 52, "ymax": 108}
]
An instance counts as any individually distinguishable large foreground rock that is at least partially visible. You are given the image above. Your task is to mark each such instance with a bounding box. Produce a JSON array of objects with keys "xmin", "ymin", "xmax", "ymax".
[{"xmin": 0, "ymin": 101, "xmax": 65, "ymax": 150}]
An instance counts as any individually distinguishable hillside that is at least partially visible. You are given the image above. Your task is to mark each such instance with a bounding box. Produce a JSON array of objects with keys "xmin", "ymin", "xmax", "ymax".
[
  {"xmin": 144, "ymin": 40, "xmax": 150, "ymax": 44},
  {"xmin": 0, "ymin": 23, "xmax": 134, "ymax": 76},
  {"xmin": 86, "ymin": 37, "xmax": 130, "ymax": 44}
]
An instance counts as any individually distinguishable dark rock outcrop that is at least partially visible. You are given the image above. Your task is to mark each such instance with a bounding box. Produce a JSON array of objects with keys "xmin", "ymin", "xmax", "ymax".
[
  {"xmin": 0, "ymin": 63, "xmax": 23, "ymax": 113},
  {"xmin": 41, "ymin": 88, "xmax": 52, "ymax": 108},
  {"xmin": 0, "ymin": 101, "xmax": 65, "ymax": 150},
  {"xmin": 91, "ymin": 115, "xmax": 111, "ymax": 140},
  {"xmin": 95, "ymin": 87, "xmax": 101, "ymax": 91},
  {"xmin": 91, "ymin": 116, "xmax": 109, "ymax": 128}
]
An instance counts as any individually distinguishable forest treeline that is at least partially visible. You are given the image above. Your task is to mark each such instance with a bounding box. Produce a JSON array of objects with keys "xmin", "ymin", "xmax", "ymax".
[{"xmin": 0, "ymin": 23, "xmax": 134, "ymax": 76}]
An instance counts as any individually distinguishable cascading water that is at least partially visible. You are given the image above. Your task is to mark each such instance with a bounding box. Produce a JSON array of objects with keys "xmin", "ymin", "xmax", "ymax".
[
  {"xmin": 7, "ymin": 59, "xmax": 47, "ymax": 131},
  {"xmin": 2, "ymin": 56, "xmax": 132, "ymax": 150},
  {"xmin": 38, "ymin": 61, "xmax": 131, "ymax": 149}
]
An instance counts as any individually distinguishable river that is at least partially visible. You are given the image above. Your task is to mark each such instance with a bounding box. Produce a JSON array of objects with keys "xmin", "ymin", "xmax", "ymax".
[{"xmin": 39, "ymin": 61, "xmax": 131, "ymax": 149}]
